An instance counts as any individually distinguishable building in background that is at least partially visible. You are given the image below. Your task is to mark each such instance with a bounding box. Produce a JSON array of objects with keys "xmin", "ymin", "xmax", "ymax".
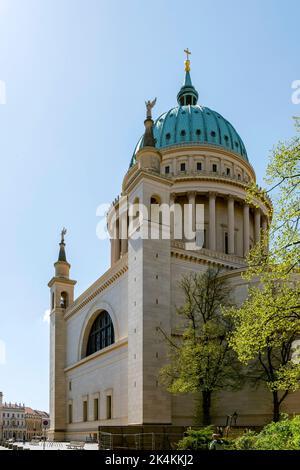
[
  {"xmin": 0, "ymin": 398, "xmax": 25, "ymax": 441},
  {"xmin": 25, "ymin": 408, "xmax": 50, "ymax": 440},
  {"xmin": 0, "ymin": 392, "xmax": 49, "ymax": 441}
]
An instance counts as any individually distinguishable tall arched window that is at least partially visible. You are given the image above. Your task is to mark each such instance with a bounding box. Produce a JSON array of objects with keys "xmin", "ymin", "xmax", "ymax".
[{"xmin": 86, "ymin": 311, "xmax": 115, "ymax": 357}]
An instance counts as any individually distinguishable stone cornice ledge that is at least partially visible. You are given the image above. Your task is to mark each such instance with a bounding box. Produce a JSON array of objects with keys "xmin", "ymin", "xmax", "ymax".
[
  {"xmin": 64, "ymin": 337, "xmax": 128, "ymax": 373},
  {"xmin": 64, "ymin": 255, "xmax": 128, "ymax": 320},
  {"xmin": 171, "ymin": 242, "xmax": 246, "ymax": 269}
]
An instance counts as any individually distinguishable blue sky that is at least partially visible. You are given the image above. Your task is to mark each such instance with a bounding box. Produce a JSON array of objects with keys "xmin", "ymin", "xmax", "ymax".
[{"xmin": 0, "ymin": 0, "xmax": 299, "ymax": 411}]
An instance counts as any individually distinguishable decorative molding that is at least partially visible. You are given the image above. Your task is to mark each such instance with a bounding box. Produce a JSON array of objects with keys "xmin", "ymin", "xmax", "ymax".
[
  {"xmin": 171, "ymin": 241, "xmax": 246, "ymax": 269},
  {"xmin": 64, "ymin": 257, "xmax": 128, "ymax": 320},
  {"xmin": 64, "ymin": 338, "xmax": 128, "ymax": 373}
]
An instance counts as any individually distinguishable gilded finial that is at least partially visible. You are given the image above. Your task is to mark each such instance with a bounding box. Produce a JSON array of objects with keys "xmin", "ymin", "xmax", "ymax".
[{"xmin": 184, "ymin": 48, "xmax": 191, "ymax": 72}]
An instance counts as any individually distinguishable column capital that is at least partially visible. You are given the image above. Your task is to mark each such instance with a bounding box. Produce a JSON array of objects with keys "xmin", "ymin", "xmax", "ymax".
[
  {"xmin": 169, "ymin": 192, "xmax": 176, "ymax": 203},
  {"xmin": 208, "ymin": 191, "xmax": 217, "ymax": 199},
  {"xmin": 187, "ymin": 191, "xmax": 197, "ymax": 200}
]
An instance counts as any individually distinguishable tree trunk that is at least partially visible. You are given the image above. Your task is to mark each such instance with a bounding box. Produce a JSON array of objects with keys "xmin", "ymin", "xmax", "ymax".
[
  {"xmin": 272, "ymin": 391, "xmax": 280, "ymax": 422},
  {"xmin": 202, "ymin": 390, "xmax": 211, "ymax": 425}
]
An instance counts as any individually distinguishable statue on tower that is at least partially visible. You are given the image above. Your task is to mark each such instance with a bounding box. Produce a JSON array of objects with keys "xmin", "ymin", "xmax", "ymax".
[
  {"xmin": 61, "ymin": 227, "xmax": 67, "ymax": 244},
  {"xmin": 145, "ymin": 97, "xmax": 157, "ymax": 119}
]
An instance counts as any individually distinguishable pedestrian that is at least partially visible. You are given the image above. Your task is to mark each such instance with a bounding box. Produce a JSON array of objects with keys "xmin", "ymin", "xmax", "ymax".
[{"xmin": 209, "ymin": 433, "xmax": 224, "ymax": 450}]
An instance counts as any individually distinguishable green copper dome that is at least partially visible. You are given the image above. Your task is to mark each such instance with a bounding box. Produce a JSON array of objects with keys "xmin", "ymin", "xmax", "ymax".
[{"xmin": 130, "ymin": 69, "xmax": 248, "ymax": 167}]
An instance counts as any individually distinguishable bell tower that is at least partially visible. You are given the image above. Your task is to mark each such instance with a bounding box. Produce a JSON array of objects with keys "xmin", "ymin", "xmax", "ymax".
[
  {"xmin": 126, "ymin": 102, "xmax": 172, "ymax": 425},
  {"xmin": 48, "ymin": 228, "xmax": 76, "ymax": 440}
]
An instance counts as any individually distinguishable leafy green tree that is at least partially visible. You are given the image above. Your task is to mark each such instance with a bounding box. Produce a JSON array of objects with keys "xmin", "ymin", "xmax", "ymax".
[
  {"xmin": 160, "ymin": 268, "xmax": 242, "ymax": 425},
  {"xmin": 247, "ymin": 117, "xmax": 300, "ymax": 273},
  {"xmin": 225, "ymin": 277, "xmax": 300, "ymax": 422},
  {"xmin": 225, "ymin": 119, "xmax": 300, "ymax": 423},
  {"xmin": 176, "ymin": 427, "xmax": 214, "ymax": 450},
  {"xmin": 233, "ymin": 415, "xmax": 300, "ymax": 450}
]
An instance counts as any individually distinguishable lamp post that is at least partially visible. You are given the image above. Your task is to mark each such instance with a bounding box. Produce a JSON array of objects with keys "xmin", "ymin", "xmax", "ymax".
[{"xmin": 42, "ymin": 420, "xmax": 49, "ymax": 450}]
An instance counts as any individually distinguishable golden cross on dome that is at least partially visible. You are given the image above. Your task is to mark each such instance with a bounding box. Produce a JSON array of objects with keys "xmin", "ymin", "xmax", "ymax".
[
  {"xmin": 184, "ymin": 48, "xmax": 191, "ymax": 60},
  {"xmin": 184, "ymin": 48, "xmax": 191, "ymax": 72}
]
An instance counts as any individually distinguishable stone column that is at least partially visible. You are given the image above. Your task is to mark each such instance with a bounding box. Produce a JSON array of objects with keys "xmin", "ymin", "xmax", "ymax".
[
  {"xmin": 254, "ymin": 208, "xmax": 261, "ymax": 243},
  {"xmin": 119, "ymin": 203, "xmax": 128, "ymax": 257},
  {"xmin": 243, "ymin": 204, "xmax": 250, "ymax": 256},
  {"xmin": 110, "ymin": 239, "xmax": 115, "ymax": 266},
  {"xmin": 169, "ymin": 193, "xmax": 176, "ymax": 240},
  {"xmin": 113, "ymin": 219, "xmax": 120, "ymax": 263},
  {"xmin": 187, "ymin": 191, "xmax": 196, "ymax": 233},
  {"xmin": 209, "ymin": 192, "xmax": 216, "ymax": 251},
  {"xmin": 227, "ymin": 196, "xmax": 235, "ymax": 254},
  {"xmin": 121, "ymin": 236, "xmax": 128, "ymax": 257},
  {"xmin": 261, "ymin": 215, "xmax": 269, "ymax": 252},
  {"xmin": 262, "ymin": 215, "xmax": 268, "ymax": 233}
]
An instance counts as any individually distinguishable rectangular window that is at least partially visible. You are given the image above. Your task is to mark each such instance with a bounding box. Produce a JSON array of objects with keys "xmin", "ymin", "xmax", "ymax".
[
  {"xmin": 83, "ymin": 400, "xmax": 88, "ymax": 422},
  {"xmin": 197, "ymin": 162, "xmax": 202, "ymax": 171},
  {"xmin": 180, "ymin": 163, "xmax": 186, "ymax": 172},
  {"xmin": 165, "ymin": 166, "xmax": 170, "ymax": 174},
  {"xmin": 106, "ymin": 396, "xmax": 112, "ymax": 420},
  {"xmin": 94, "ymin": 398, "xmax": 99, "ymax": 421},
  {"xmin": 212, "ymin": 164, "xmax": 217, "ymax": 172},
  {"xmin": 224, "ymin": 232, "xmax": 229, "ymax": 254},
  {"xmin": 69, "ymin": 381, "xmax": 72, "ymax": 391},
  {"xmin": 226, "ymin": 167, "xmax": 230, "ymax": 176},
  {"xmin": 68, "ymin": 404, "xmax": 72, "ymax": 424}
]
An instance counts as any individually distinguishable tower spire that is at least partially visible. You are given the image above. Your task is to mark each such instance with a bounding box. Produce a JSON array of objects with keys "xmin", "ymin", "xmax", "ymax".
[
  {"xmin": 177, "ymin": 48, "xmax": 198, "ymax": 106},
  {"xmin": 58, "ymin": 227, "xmax": 67, "ymax": 262}
]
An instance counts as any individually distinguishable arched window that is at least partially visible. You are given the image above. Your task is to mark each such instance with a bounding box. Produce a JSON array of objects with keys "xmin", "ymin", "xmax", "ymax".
[
  {"xmin": 150, "ymin": 195, "xmax": 161, "ymax": 206},
  {"xmin": 133, "ymin": 197, "xmax": 140, "ymax": 220},
  {"xmin": 86, "ymin": 311, "xmax": 115, "ymax": 357},
  {"xmin": 60, "ymin": 292, "xmax": 68, "ymax": 309}
]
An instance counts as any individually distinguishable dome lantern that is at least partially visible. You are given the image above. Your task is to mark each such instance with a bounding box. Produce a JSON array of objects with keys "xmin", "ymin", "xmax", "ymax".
[{"xmin": 177, "ymin": 48, "xmax": 199, "ymax": 106}]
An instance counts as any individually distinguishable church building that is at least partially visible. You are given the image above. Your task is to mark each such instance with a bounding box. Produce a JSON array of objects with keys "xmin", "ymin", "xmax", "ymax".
[{"xmin": 48, "ymin": 54, "xmax": 298, "ymax": 441}]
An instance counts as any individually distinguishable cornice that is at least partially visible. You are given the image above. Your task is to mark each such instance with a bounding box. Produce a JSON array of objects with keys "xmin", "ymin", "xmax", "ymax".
[
  {"xmin": 123, "ymin": 168, "xmax": 173, "ymax": 194},
  {"xmin": 64, "ymin": 256, "xmax": 128, "ymax": 320},
  {"xmin": 48, "ymin": 277, "xmax": 77, "ymax": 288},
  {"xmin": 64, "ymin": 337, "xmax": 128, "ymax": 373},
  {"xmin": 171, "ymin": 242, "xmax": 247, "ymax": 270}
]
